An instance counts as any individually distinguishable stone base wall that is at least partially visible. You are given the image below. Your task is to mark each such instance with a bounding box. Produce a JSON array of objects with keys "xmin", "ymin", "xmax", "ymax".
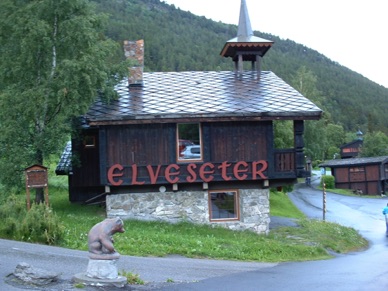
[{"xmin": 106, "ymin": 188, "xmax": 269, "ymax": 234}]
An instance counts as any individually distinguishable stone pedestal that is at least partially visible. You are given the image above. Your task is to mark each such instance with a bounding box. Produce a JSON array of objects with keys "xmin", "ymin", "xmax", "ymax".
[
  {"xmin": 86, "ymin": 259, "xmax": 118, "ymax": 279},
  {"xmin": 73, "ymin": 259, "xmax": 127, "ymax": 288}
]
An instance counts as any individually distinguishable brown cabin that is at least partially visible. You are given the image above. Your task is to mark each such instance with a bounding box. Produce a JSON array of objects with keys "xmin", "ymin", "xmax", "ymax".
[
  {"xmin": 320, "ymin": 156, "xmax": 388, "ymax": 195},
  {"xmin": 340, "ymin": 139, "xmax": 363, "ymax": 159},
  {"xmin": 56, "ymin": 0, "xmax": 322, "ymax": 233},
  {"xmin": 339, "ymin": 130, "xmax": 363, "ymax": 159}
]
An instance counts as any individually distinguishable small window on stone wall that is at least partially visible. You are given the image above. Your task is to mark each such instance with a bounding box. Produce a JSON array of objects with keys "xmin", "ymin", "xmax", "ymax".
[{"xmin": 208, "ymin": 190, "xmax": 239, "ymax": 221}]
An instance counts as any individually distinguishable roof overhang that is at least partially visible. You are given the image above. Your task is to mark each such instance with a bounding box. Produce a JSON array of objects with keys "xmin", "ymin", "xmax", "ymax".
[
  {"xmin": 319, "ymin": 156, "xmax": 388, "ymax": 168},
  {"xmin": 220, "ymin": 36, "xmax": 274, "ymax": 59},
  {"xmin": 87, "ymin": 112, "xmax": 322, "ymax": 126}
]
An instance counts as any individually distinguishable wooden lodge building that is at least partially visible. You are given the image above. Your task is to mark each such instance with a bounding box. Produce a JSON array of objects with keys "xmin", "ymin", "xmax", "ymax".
[
  {"xmin": 56, "ymin": 0, "xmax": 322, "ymax": 233},
  {"xmin": 340, "ymin": 139, "xmax": 363, "ymax": 159},
  {"xmin": 320, "ymin": 156, "xmax": 388, "ymax": 195},
  {"xmin": 320, "ymin": 130, "xmax": 388, "ymax": 195},
  {"xmin": 339, "ymin": 130, "xmax": 363, "ymax": 159}
]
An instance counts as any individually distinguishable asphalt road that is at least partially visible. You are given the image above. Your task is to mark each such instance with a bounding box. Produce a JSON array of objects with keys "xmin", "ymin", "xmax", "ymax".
[
  {"xmin": 0, "ymin": 239, "xmax": 276, "ymax": 290},
  {"xmin": 160, "ymin": 173, "xmax": 388, "ymax": 291},
  {"xmin": 1, "ymin": 172, "xmax": 387, "ymax": 290}
]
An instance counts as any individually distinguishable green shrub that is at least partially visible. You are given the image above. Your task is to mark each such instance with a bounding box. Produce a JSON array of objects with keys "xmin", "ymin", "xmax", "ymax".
[
  {"xmin": 0, "ymin": 194, "xmax": 64, "ymax": 245},
  {"xmin": 18, "ymin": 203, "xmax": 64, "ymax": 245},
  {"xmin": 0, "ymin": 194, "xmax": 26, "ymax": 237},
  {"xmin": 321, "ymin": 175, "xmax": 335, "ymax": 189},
  {"xmin": 282, "ymin": 184, "xmax": 294, "ymax": 193}
]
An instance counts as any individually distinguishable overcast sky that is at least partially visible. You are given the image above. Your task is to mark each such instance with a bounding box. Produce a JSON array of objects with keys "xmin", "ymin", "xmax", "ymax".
[{"xmin": 163, "ymin": 0, "xmax": 387, "ymax": 88}]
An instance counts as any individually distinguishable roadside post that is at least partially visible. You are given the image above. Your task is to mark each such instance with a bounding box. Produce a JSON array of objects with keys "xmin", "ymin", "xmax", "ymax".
[{"xmin": 323, "ymin": 182, "xmax": 326, "ymax": 221}]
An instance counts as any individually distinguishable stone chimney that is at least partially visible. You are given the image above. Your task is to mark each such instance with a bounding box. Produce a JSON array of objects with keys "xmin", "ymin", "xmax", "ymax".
[{"xmin": 123, "ymin": 40, "xmax": 144, "ymax": 87}]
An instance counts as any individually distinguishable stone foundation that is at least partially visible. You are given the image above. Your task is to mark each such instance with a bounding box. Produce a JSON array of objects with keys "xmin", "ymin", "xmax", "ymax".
[
  {"xmin": 106, "ymin": 188, "xmax": 269, "ymax": 234},
  {"xmin": 86, "ymin": 259, "xmax": 119, "ymax": 280},
  {"xmin": 73, "ymin": 259, "xmax": 127, "ymax": 288}
]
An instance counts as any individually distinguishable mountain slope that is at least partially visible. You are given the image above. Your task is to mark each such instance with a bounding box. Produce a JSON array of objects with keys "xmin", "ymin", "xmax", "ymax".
[{"xmin": 93, "ymin": 0, "xmax": 388, "ymax": 134}]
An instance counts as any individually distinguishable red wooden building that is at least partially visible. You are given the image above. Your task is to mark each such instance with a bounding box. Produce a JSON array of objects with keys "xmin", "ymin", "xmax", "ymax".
[
  {"xmin": 56, "ymin": 0, "xmax": 322, "ymax": 233},
  {"xmin": 340, "ymin": 131, "xmax": 363, "ymax": 159},
  {"xmin": 320, "ymin": 156, "xmax": 388, "ymax": 195},
  {"xmin": 340, "ymin": 139, "xmax": 363, "ymax": 159}
]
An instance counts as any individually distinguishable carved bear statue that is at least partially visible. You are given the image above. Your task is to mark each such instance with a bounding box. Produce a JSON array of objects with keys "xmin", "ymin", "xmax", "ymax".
[{"xmin": 87, "ymin": 217, "xmax": 125, "ymax": 260}]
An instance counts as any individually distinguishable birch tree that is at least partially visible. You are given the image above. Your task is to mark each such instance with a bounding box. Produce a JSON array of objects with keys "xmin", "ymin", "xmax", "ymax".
[
  {"xmin": 0, "ymin": 0, "xmax": 126, "ymax": 194},
  {"xmin": 291, "ymin": 66, "xmax": 328, "ymax": 161}
]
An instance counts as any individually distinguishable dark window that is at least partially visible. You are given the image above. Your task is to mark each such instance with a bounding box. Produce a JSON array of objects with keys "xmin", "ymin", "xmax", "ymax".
[
  {"xmin": 209, "ymin": 190, "xmax": 239, "ymax": 221},
  {"xmin": 84, "ymin": 136, "xmax": 96, "ymax": 148}
]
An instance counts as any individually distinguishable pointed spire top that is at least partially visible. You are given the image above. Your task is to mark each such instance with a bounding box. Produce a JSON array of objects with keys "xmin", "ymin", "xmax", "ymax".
[
  {"xmin": 220, "ymin": 0, "xmax": 273, "ymax": 60},
  {"xmin": 237, "ymin": 0, "xmax": 253, "ymax": 39}
]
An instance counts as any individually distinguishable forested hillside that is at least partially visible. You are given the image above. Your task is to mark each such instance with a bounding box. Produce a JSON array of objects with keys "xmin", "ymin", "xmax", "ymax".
[
  {"xmin": 93, "ymin": 0, "xmax": 388, "ymax": 135},
  {"xmin": 1, "ymin": 0, "xmax": 387, "ymax": 189}
]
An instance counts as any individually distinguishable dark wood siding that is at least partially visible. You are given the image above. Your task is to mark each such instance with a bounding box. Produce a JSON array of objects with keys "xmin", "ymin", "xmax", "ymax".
[
  {"xmin": 105, "ymin": 123, "xmax": 174, "ymax": 166},
  {"xmin": 340, "ymin": 140, "xmax": 362, "ymax": 159},
  {"xmin": 71, "ymin": 130, "xmax": 100, "ymax": 187},
  {"xmin": 103, "ymin": 121, "xmax": 271, "ymax": 167},
  {"xmin": 206, "ymin": 121, "xmax": 269, "ymax": 162},
  {"xmin": 275, "ymin": 150, "xmax": 295, "ymax": 172},
  {"xmin": 365, "ymin": 165, "xmax": 379, "ymax": 181},
  {"xmin": 99, "ymin": 121, "xmax": 276, "ymax": 186},
  {"xmin": 384, "ymin": 164, "xmax": 388, "ymax": 179},
  {"xmin": 334, "ymin": 168, "xmax": 348, "ymax": 183},
  {"xmin": 332, "ymin": 164, "xmax": 382, "ymax": 195},
  {"xmin": 68, "ymin": 120, "xmax": 305, "ymax": 199},
  {"xmin": 349, "ymin": 170, "xmax": 365, "ymax": 182},
  {"xmin": 367, "ymin": 182, "xmax": 378, "ymax": 194}
]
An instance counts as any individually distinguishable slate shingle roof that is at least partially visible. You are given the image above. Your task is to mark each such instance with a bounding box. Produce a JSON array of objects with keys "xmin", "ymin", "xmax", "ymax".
[
  {"xmin": 319, "ymin": 156, "xmax": 388, "ymax": 168},
  {"xmin": 340, "ymin": 139, "xmax": 363, "ymax": 149},
  {"xmin": 85, "ymin": 71, "xmax": 322, "ymax": 125},
  {"xmin": 55, "ymin": 141, "xmax": 72, "ymax": 175}
]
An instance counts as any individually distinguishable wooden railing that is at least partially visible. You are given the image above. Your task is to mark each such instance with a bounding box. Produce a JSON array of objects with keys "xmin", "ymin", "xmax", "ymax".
[{"xmin": 274, "ymin": 149, "xmax": 295, "ymax": 172}]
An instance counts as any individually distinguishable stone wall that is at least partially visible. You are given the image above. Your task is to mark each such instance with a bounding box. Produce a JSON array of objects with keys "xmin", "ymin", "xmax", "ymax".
[{"xmin": 106, "ymin": 188, "xmax": 270, "ymax": 234}]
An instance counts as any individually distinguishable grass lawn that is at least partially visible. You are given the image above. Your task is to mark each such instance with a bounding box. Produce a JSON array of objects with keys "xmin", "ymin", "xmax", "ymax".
[
  {"xmin": 44, "ymin": 184, "xmax": 368, "ymax": 263},
  {"xmin": 0, "ymin": 171, "xmax": 368, "ymax": 263}
]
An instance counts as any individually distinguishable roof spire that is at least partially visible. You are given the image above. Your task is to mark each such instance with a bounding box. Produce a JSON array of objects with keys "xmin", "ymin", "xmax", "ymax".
[
  {"xmin": 237, "ymin": 0, "xmax": 253, "ymax": 39},
  {"xmin": 220, "ymin": 0, "xmax": 274, "ymax": 78}
]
